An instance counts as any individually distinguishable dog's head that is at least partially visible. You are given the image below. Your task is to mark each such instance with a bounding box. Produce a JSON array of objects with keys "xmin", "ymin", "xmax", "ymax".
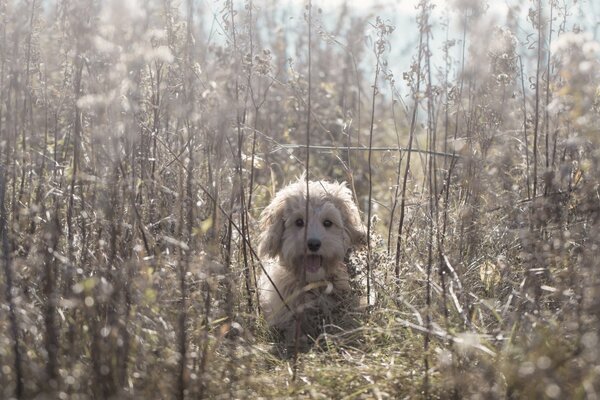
[{"xmin": 258, "ymin": 179, "xmax": 366, "ymax": 280}]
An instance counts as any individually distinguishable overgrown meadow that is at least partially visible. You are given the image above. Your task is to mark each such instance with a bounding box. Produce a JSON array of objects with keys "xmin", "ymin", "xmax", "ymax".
[{"xmin": 1, "ymin": 0, "xmax": 599, "ymax": 398}]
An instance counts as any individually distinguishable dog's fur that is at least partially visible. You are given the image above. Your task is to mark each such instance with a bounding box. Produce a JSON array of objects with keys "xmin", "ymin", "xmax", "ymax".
[{"xmin": 257, "ymin": 179, "xmax": 366, "ymax": 347}]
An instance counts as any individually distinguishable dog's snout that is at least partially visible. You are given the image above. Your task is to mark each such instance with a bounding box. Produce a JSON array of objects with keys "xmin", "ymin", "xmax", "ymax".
[{"xmin": 307, "ymin": 238, "xmax": 321, "ymax": 252}]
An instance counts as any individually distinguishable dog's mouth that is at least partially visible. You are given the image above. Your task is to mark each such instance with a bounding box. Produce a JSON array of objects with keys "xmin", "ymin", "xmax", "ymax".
[{"xmin": 304, "ymin": 255, "xmax": 322, "ymax": 273}]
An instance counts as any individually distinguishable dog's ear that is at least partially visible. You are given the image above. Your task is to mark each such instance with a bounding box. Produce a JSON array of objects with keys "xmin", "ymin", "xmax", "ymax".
[
  {"xmin": 332, "ymin": 182, "xmax": 367, "ymax": 247},
  {"xmin": 258, "ymin": 195, "xmax": 286, "ymax": 258}
]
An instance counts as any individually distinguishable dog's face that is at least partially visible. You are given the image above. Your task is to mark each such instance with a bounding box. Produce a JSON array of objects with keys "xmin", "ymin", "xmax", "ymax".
[{"xmin": 258, "ymin": 180, "xmax": 366, "ymax": 281}]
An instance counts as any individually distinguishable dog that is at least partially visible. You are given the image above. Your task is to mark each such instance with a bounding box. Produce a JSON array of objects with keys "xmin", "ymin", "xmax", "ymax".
[{"xmin": 257, "ymin": 178, "xmax": 366, "ymax": 349}]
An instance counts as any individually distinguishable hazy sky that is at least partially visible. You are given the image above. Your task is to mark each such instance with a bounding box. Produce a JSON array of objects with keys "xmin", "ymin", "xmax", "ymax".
[
  {"xmin": 189, "ymin": 0, "xmax": 600, "ymax": 108},
  {"xmin": 267, "ymin": 0, "xmax": 599, "ymax": 89}
]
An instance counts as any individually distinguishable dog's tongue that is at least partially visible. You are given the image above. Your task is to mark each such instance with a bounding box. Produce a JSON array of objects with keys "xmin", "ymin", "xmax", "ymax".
[{"xmin": 305, "ymin": 255, "xmax": 322, "ymax": 273}]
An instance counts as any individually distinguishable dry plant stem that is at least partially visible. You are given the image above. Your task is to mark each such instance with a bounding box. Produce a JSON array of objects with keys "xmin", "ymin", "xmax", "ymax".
[
  {"xmin": 149, "ymin": 60, "xmax": 163, "ymax": 227},
  {"xmin": 67, "ymin": 56, "xmax": 82, "ymax": 279},
  {"xmin": 199, "ymin": 178, "xmax": 293, "ymax": 312},
  {"xmin": 525, "ymin": 1, "xmax": 546, "ymax": 307},
  {"xmin": 293, "ymin": 0, "xmax": 312, "ymax": 380},
  {"xmin": 177, "ymin": 3, "xmax": 195, "ymax": 397},
  {"xmin": 8, "ymin": 34, "xmax": 16, "ymax": 225},
  {"xmin": 118, "ymin": 162, "xmax": 137, "ymax": 389},
  {"xmin": 454, "ymin": 11, "xmax": 476, "ymax": 267},
  {"xmin": 153, "ymin": 130, "xmax": 282, "ymax": 293},
  {"xmin": 176, "ymin": 175, "xmax": 189, "ymax": 400},
  {"xmin": 544, "ymin": 2, "xmax": 553, "ymax": 175},
  {"xmin": 182, "ymin": 132, "xmax": 196, "ymax": 399},
  {"xmin": 245, "ymin": 0, "xmax": 274, "ymax": 313},
  {"xmin": 439, "ymin": 16, "xmax": 469, "ymax": 382},
  {"xmin": 439, "ymin": 17, "xmax": 452, "ymax": 326},
  {"xmin": 388, "ymin": 92, "xmax": 404, "ymax": 254},
  {"xmin": 43, "ymin": 212, "xmax": 60, "ymax": 386},
  {"xmin": 230, "ymin": 0, "xmax": 254, "ymax": 314},
  {"xmin": 439, "ymin": 160, "xmax": 459, "ymax": 400},
  {"xmin": 366, "ymin": 34, "xmax": 382, "ymax": 308},
  {"xmin": 442, "ymin": 20, "xmax": 450, "ymax": 163},
  {"xmin": 345, "ymin": 35, "xmax": 362, "ymax": 190},
  {"xmin": 225, "ymin": 187, "xmax": 236, "ymax": 313},
  {"xmin": 532, "ymin": 0, "xmax": 543, "ymax": 200},
  {"xmin": 519, "ymin": 56, "xmax": 532, "ymax": 199},
  {"xmin": 439, "ymin": 159, "xmax": 457, "ymax": 324},
  {"xmin": 28, "ymin": 65, "xmax": 50, "ymax": 239},
  {"xmin": 197, "ymin": 280, "xmax": 212, "ymax": 399},
  {"xmin": 424, "ymin": 4, "xmax": 435, "ymax": 395},
  {"xmin": 445, "ymin": 14, "xmax": 467, "ymax": 294},
  {"xmin": 0, "ymin": 166, "xmax": 23, "ymax": 399},
  {"xmin": 395, "ymin": 9, "xmax": 425, "ymax": 283},
  {"xmin": 102, "ymin": 163, "xmax": 121, "ymax": 397},
  {"xmin": 246, "ymin": 0, "xmax": 258, "ymax": 212},
  {"xmin": 0, "ymin": 6, "xmax": 4, "ymax": 166},
  {"xmin": 224, "ymin": 143, "xmax": 238, "ymax": 394},
  {"xmin": 452, "ymin": 9, "xmax": 467, "ymax": 147},
  {"xmin": 65, "ymin": 55, "xmax": 83, "ymax": 356},
  {"xmin": 248, "ymin": 116, "xmax": 261, "ymax": 311},
  {"xmin": 248, "ymin": 114, "xmax": 259, "ymax": 210},
  {"xmin": 16, "ymin": 0, "xmax": 36, "ymax": 216},
  {"xmin": 245, "ymin": 0, "xmax": 256, "ymax": 201},
  {"xmin": 248, "ymin": 96, "xmax": 276, "ymax": 315},
  {"xmin": 238, "ymin": 119, "xmax": 253, "ymax": 314}
]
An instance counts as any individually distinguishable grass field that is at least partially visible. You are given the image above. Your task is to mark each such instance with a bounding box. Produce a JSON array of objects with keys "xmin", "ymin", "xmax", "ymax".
[{"xmin": 0, "ymin": 0, "xmax": 599, "ymax": 398}]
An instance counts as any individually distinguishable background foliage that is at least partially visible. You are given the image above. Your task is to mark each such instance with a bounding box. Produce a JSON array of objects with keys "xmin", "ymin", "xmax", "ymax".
[{"xmin": 0, "ymin": 0, "xmax": 599, "ymax": 398}]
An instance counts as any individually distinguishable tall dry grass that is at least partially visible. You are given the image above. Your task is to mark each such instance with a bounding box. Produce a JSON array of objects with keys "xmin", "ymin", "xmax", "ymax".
[{"xmin": 0, "ymin": 0, "xmax": 599, "ymax": 398}]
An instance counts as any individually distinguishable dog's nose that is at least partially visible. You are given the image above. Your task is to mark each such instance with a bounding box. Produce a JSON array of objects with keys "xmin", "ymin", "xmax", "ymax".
[{"xmin": 307, "ymin": 238, "xmax": 321, "ymax": 252}]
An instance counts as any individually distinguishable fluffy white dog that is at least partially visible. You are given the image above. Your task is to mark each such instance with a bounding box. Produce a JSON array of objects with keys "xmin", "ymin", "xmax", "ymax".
[{"xmin": 257, "ymin": 179, "xmax": 366, "ymax": 347}]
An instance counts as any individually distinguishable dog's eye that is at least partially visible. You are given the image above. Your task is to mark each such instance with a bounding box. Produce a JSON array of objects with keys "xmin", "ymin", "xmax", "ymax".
[
  {"xmin": 323, "ymin": 219, "xmax": 333, "ymax": 228},
  {"xmin": 295, "ymin": 218, "xmax": 304, "ymax": 227}
]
